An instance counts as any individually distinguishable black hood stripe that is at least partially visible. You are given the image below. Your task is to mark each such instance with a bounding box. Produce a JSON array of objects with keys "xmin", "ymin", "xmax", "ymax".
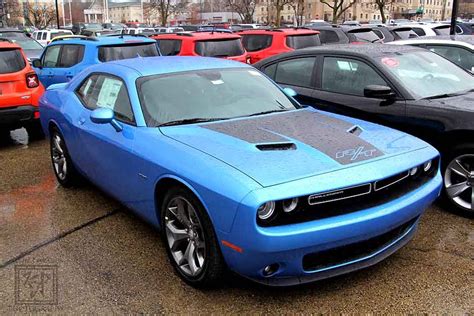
[{"xmin": 203, "ymin": 111, "xmax": 384, "ymax": 165}]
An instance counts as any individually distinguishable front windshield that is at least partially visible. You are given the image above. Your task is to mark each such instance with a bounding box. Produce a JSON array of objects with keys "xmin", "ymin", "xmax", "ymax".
[
  {"xmin": 380, "ymin": 50, "xmax": 474, "ymax": 99},
  {"xmin": 137, "ymin": 68, "xmax": 298, "ymax": 126}
]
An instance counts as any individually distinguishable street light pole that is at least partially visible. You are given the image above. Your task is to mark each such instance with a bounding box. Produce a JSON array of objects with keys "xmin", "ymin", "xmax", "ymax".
[
  {"xmin": 449, "ymin": 0, "xmax": 458, "ymax": 35},
  {"xmin": 55, "ymin": 0, "xmax": 60, "ymax": 28}
]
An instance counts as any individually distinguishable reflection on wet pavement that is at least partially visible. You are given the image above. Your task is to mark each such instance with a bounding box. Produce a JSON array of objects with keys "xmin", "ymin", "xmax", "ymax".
[{"xmin": 0, "ymin": 134, "xmax": 472, "ymax": 314}]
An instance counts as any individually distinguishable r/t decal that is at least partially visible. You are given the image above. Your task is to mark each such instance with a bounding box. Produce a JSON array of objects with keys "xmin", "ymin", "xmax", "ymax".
[{"xmin": 336, "ymin": 146, "xmax": 378, "ymax": 161}]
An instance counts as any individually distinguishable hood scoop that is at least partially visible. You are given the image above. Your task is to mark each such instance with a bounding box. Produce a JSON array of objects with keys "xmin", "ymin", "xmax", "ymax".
[
  {"xmin": 347, "ymin": 125, "xmax": 363, "ymax": 136},
  {"xmin": 256, "ymin": 143, "xmax": 296, "ymax": 151}
]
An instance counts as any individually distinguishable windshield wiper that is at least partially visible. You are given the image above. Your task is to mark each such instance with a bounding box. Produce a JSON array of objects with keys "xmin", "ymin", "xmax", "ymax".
[
  {"xmin": 246, "ymin": 109, "xmax": 289, "ymax": 117},
  {"xmin": 423, "ymin": 89, "xmax": 474, "ymax": 100},
  {"xmin": 158, "ymin": 117, "xmax": 227, "ymax": 127}
]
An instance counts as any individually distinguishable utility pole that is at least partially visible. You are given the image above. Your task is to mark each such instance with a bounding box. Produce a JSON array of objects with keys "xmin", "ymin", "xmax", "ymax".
[
  {"xmin": 55, "ymin": 0, "xmax": 60, "ymax": 28},
  {"xmin": 62, "ymin": 0, "xmax": 66, "ymax": 26}
]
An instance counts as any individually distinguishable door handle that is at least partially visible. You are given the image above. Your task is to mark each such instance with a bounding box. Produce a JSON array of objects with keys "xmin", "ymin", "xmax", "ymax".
[
  {"xmin": 78, "ymin": 117, "xmax": 86, "ymax": 125},
  {"xmin": 66, "ymin": 72, "xmax": 73, "ymax": 80}
]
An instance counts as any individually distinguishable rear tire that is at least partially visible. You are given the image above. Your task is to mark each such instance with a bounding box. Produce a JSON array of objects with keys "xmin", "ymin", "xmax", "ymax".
[
  {"xmin": 442, "ymin": 144, "xmax": 474, "ymax": 218},
  {"xmin": 50, "ymin": 128, "xmax": 82, "ymax": 187},
  {"xmin": 160, "ymin": 185, "xmax": 225, "ymax": 288}
]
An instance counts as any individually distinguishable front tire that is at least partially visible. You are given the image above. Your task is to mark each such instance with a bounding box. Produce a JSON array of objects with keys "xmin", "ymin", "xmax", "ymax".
[
  {"xmin": 442, "ymin": 144, "xmax": 474, "ymax": 218},
  {"xmin": 160, "ymin": 186, "xmax": 225, "ymax": 287},
  {"xmin": 50, "ymin": 129, "xmax": 82, "ymax": 187}
]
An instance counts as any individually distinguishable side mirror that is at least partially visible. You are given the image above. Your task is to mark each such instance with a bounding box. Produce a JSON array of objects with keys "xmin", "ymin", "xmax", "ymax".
[
  {"xmin": 90, "ymin": 108, "xmax": 122, "ymax": 132},
  {"xmin": 283, "ymin": 87, "xmax": 297, "ymax": 97},
  {"xmin": 32, "ymin": 59, "xmax": 42, "ymax": 68},
  {"xmin": 364, "ymin": 85, "xmax": 395, "ymax": 100}
]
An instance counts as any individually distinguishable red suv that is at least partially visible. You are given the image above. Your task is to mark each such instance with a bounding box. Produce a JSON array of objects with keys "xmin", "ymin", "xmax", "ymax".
[
  {"xmin": 239, "ymin": 28, "xmax": 321, "ymax": 64},
  {"xmin": 0, "ymin": 40, "xmax": 44, "ymax": 138},
  {"xmin": 151, "ymin": 32, "xmax": 250, "ymax": 63}
]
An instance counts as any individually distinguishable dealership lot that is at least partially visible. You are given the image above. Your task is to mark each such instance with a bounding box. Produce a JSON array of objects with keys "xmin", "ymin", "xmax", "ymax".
[{"xmin": 0, "ymin": 131, "xmax": 472, "ymax": 314}]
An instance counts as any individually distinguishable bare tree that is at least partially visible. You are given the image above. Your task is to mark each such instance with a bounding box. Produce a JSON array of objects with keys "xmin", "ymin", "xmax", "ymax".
[
  {"xmin": 24, "ymin": 0, "xmax": 56, "ymax": 28},
  {"xmin": 290, "ymin": 0, "xmax": 305, "ymax": 26},
  {"xmin": 373, "ymin": 0, "xmax": 392, "ymax": 23},
  {"xmin": 148, "ymin": 0, "xmax": 189, "ymax": 26},
  {"xmin": 273, "ymin": 0, "xmax": 295, "ymax": 26},
  {"xmin": 226, "ymin": 0, "xmax": 257, "ymax": 23},
  {"xmin": 320, "ymin": 0, "xmax": 356, "ymax": 24}
]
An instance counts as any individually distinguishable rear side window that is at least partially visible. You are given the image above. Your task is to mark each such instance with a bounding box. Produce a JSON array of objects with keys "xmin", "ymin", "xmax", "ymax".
[
  {"xmin": 351, "ymin": 30, "xmax": 380, "ymax": 43},
  {"xmin": 59, "ymin": 45, "xmax": 84, "ymax": 67},
  {"xmin": 157, "ymin": 39, "xmax": 182, "ymax": 56},
  {"xmin": 98, "ymin": 43, "xmax": 159, "ymax": 62},
  {"xmin": 393, "ymin": 29, "xmax": 418, "ymax": 40},
  {"xmin": 0, "ymin": 49, "xmax": 26, "ymax": 74},
  {"xmin": 411, "ymin": 28, "xmax": 426, "ymax": 36},
  {"xmin": 76, "ymin": 74, "xmax": 135, "ymax": 124},
  {"xmin": 274, "ymin": 57, "xmax": 316, "ymax": 87},
  {"xmin": 286, "ymin": 34, "xmax": 320, "ymax": 49},
  {"xmin": 195, "ymin": 39, "xmax": 245, "ymax": 57},
  {"xmin": 241, "ymin": 34, "xmax": 272, "ymax": 52},
  {"xmin": 318, "ymin": 30, "xmax": 340, "ymax": 44}
]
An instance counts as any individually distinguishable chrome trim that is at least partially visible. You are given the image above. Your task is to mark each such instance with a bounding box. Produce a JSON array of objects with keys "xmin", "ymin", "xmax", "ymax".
[
  {"xmin": 308, "ymin": 183, "xmax": 372, "ymax": 205},
  {"xmin": 374, "ymin": 171, "xmax": 410, "ymax": 192}
]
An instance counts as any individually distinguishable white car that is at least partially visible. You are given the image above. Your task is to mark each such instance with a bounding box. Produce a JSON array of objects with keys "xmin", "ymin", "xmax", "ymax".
[
  {"xmin": 388, "ymin": 35, "xmax": 473, "ymax": 72},
  {"xmin": 154, "ymin": 27, "xmax": 185, "ymax": 33},
  {"xmin": 32, "ymin": 29, "xmax": 73, "ymax": 46},
  {"xmin": 124, "ymin": 27, "xmax": 156, "ymax": 35}
]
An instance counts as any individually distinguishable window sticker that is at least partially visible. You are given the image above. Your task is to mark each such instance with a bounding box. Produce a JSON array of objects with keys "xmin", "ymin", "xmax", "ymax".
[
  {"xmin": 82, "ymin": 79, "xmax": 92, "ymax": 96},
  {"xmin": 97, "ymin": 78, "xmax": 122, "ymax": 109},
  {"xmin": 381, "ymin": 57, "xmax": 400, "ymax": 68},
  {"xmin": 211, "ymin": 79, "xmax": 224, "ymax": 85}
]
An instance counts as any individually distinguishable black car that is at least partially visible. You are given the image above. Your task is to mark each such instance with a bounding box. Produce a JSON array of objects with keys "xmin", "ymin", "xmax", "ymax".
[
  {"xmin": 387, "ymin": 26, "xmax": 419, "ymax": 40},
  {"xmin": 0, "ymin": 28, "xmax": 43, "ymax": 61},
  {"xmin": 304, "ymin": 25, "xmax": 349, "ymax": 45},
  {"xmin": 367, "ymin": 25, "xmax": 396, "ymax": 42},
  {"xmin": 340, "ymin": 26, "xmax": 383, "ymax": 43},
  {"xmin": 255, "ymin": 45, "xmax": 474, "ymax": 217}
]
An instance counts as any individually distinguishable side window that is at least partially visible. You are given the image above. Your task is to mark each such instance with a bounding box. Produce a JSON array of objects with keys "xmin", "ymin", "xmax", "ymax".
[
  {"xmin": 426, "ymin": 45, "xmax": 473, "ymax": 71},
  {"xmin": 412, "ymin": 28, "xmax": 426, "ymax": 36},
  {"xmin": 262, "ymin": 63, "xmax": 277, "ymax": 80},
  {"xmin": 42, "ymin": 32, "xmax": 48, "ymax": 40},
  {"xmin": 59, "ymin": 45, "xmax": 85, "ymax": 67},
  {"xmin": 42, "ymin": 45, "xmax": 61, "ymax": 67},
  {"xmin": 157, "ymin": 40, "xmax": 182, "ymax": 56},
  {"xmin": 77, "ymin": 74, "xmax": 135, "ymax": 124},
  {"xmin": 322, "ymin": 57, "xmax": 387, "ymax": 96},
  {"xmin": 273, "ymin": 57, "xmax": 316, "ymax": 87}
]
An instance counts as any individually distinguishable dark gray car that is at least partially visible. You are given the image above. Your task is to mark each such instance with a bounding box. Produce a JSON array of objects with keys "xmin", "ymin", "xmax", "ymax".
[{"xmin": 0, "ymin": 29, "xmax": 43, "ymax": 61}]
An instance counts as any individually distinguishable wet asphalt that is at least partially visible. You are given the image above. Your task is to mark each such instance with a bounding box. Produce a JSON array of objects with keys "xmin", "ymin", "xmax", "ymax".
[{"xmin": 0, "ymin": 129, "xmax": 472, "ymax": 314}]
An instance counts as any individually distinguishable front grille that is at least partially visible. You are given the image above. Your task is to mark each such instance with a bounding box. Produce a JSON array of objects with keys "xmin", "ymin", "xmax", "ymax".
[
  {"xmin": 302, "ymin": 216, "xmax": 418, "ymax": 271},
  {"xmin": 258, "ymin": 158, "xmax": 438, "ymax": 227}
]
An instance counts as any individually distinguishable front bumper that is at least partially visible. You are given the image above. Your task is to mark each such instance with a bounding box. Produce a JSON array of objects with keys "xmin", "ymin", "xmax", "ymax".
[
  {"xmin": 0, "ymin": 105, "xmax": 39, "ymax": 129},
  {"xmin": 218, "ymin": 171, "xmax": 442, "ymax": 286}
]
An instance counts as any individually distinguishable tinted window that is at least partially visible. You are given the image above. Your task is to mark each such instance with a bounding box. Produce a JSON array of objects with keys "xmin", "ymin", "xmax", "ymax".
[
  {"xmin": 157, "ymin": 39, "xmax": 182, "ymax": 56},
  {"xmin": 241, "ymin": 34, "xmax": 272, "ymax": 52},
  {"xmin": 43, "ymin": 45, "xmax": 61, "ymax": 67},
  {"xmin": 318, "ymin": 30, "xmax": 340, "ymax": 44},
  {"xmin": 286, "ymin": 34, "xmax": 320, "ymax": 49},
  {"xmin": 77, "ymin": 74, "xmax": 134, "ymax": 124},
  {"xmin": 195, "ymin": 39, "xmax": 245, "ymax": 57},
  {"xmin": 372, "ymin": 29, "xmax": 384, "ymax": 39},
  {"xmin": 412, "ymin": 27, "xmax": 426, "ymax": 36},
  {"xmin": 42, "ymin": 32, "xmax": 47, "ymax": 40},
  {"xmin": 59, "ymin": 45, "xmax": 84, "ymax": 67},
  {"xmin": 351, "ymin": 30, "xmax": 380, "ymax": 43},
  {"xmin": 393, "ymin": 29, "xmax": 418, "ymax": 40},
  {"xmin": 0, "ymin": 49, "xmax": 26, "ymax": 73},
  {"xmin": 98, "ymin": 43, "xmax": 159, "ymax": 62},
  {"xmin": 322, "ymin": 57, "xmax": 387, "ymax": 96},
  {"xmin": 426, "ymin": 45, "xmax": 473, "ymax": 71},
  {"xmin": 274, "ymin": 57, "xmax": 316, "ymax": 87},
  {"xmin": 262, "ymin": 63, "xmax": 277, "ymax": 79},
  {"xmin": 434, "ymin": 26, "xmax": 450, "ymax": 35}
]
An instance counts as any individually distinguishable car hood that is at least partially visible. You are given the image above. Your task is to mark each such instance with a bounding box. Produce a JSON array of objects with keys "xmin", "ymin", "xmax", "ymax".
[
  {"xmin": 160, "ymin": 109, "xmax": 429, "ymax": 187},
  {"xmin": 419, "ymin": 91, "xmax": 474, "ymax": 111}
]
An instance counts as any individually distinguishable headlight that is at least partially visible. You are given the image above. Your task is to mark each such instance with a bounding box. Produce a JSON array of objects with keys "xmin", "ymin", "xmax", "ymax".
[
  {"xmin": 423, "ymin": 160, "xmax": 432, "ymax": 172},
  {"xmin": 257, "ymin": 201, "xmax": 276, "ymax": 220},
  {"xmin": 282, "ymin": 198, "xmax": 298, "ymax": 213}
]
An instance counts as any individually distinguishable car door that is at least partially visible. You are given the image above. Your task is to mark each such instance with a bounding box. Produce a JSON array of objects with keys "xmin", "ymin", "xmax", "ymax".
[
  {"xmin": 310, "ymin": 55, "xmax": 406, "ymax": 128},
  {"xmin": 260, "ymin": 56, "xmax": 318, "ymax": 105},
  {"xmin": 37, "ymin": 44, "xmax": 85, "ymax": 87},
  {"xmin": 73, "ymin": 73, "xmax": 141, "ymax": 203}
]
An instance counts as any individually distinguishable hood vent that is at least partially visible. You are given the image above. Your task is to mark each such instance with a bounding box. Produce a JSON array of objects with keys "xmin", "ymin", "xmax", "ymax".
[
  {"xmin": 347, "ymin": 125, "xmax": 363, "ymax": 136},
  {"xmin": 256, "ymin": 143, "xmax": 296, "ymax": 151}
]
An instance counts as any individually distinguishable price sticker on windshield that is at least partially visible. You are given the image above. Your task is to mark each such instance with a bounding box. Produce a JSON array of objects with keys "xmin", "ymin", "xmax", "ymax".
[{"xmin": 381, "ymin": 57, "xmax": 400, "ymax": 68}]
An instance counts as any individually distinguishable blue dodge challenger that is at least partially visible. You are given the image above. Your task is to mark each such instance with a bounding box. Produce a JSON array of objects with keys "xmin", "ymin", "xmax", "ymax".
[{"xmin": 39, "ymin": 57, "xmax": 442, "ymax": 287}]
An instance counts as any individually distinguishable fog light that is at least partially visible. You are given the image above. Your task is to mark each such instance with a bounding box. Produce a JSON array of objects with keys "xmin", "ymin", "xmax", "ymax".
[
  {"xmin": 282, "ymin": 197, "xmax": 298, "ymax": 213},
  {"xmin": 257, "ymin": 201, "xmax": 275, "ymax": 220},
  {"xmin": 423, "ymin": 160, "xmax": 432, "ymax": 172},
  {"xmin": 409, "ymin": 167, "xmax": 418, "ymax": 176},
  {"xmin": 263, "ymin": 263, "xmax": 279, "ymax": 276}
]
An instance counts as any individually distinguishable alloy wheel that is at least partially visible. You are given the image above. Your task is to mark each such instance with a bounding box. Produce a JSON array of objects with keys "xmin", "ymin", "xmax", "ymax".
[
  {"xmin": 51, "ymin": 134, "xmax": 67, "ymax": 180},
  {"xmin": 444, "ymin": 154, "xmax": 474, "ymax": 212},
  {"xmin": 164, "ymin": 196, "xmax": 206, "ymax": 277}
]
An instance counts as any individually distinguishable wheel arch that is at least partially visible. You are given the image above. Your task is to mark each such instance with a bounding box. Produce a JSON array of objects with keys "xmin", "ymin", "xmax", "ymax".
[{"xmin": 439, "ymin": 130, "xmax": 474, "ymax": 156}]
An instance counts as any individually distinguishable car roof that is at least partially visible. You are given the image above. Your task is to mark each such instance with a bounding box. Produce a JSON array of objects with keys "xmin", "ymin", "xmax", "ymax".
[
  {"xmin": 0, "ymin": 28, "xmax": 23, "ymax": 33},
  {"xmin": 388, "ymin": 35, "xmax": 474, "ymax": 47},
  {"xmin": 238, "ymin": 28, "xmax": 319, "ymax": 35},
  {"xmin": 152, "ymin": 31, "xmax": 241, "ymax": 40},
  {"xmin": 0, "ymin": 40, "xmax": 21, "ymax": 49},
  {"xmin": 255, "ymin": 44, "xmax": 424, "ymax": 65},
  {"xmin": 48, "ymin": 35, "xmax": 156, "ymax": 46},
  {"xmin": 105, "ymin": 56, "xmax": 251, "ymax": 77}
]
